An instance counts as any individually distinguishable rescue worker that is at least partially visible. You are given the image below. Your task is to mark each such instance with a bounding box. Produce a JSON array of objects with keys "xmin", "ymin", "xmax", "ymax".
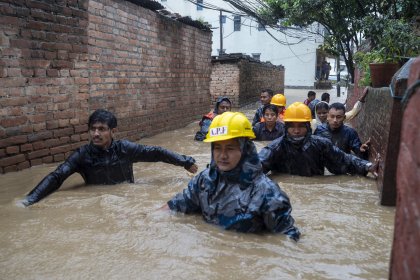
[
  {"xmin": 252, "ymin": 89, "xmax": 273, "ymax": 126},
  {"xmin": 259, "ymin": 102, "xmax": 378, "ymax": 176},
  {"xmin": 18, "ymin": 109, "xmax": 198, "ymax": 207},
  {"xmin": 256, "ymin": 93, "xmax": 287, "ymax": 124},
  {"xmin": 165, "ymin": 112, "xmax": 300, "ymax": 241},
  {"xmin": 270, "ymin": 93, "xmax": 287, "ymax": 122},
  {"xmin": 194, "ymin": 96, "xmax": 232, "ymax": 141},
  {"xmin": 314, "ymin": 103, "xmax": 370, "ymax": 159},
  {"xmin": 253, "ymin": 104, "xmax": 285, "ymax": 141}
]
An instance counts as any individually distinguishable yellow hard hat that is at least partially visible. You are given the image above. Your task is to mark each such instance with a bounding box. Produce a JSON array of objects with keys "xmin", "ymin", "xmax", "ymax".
[
  {"xmin": 204, "ymin": 112, "xmax": 256, "ymax": 142},
  {"xmin": 270, "ymin": 94, "xmax": 286, "ymax": 106},
  {"xmin": 283, "ymin": 102, "xmax": 312, "ymax": 122}
]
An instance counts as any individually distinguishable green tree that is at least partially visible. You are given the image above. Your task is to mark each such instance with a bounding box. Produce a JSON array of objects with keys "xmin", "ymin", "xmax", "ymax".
[{"xmin": 223, "ymin": 0, "xmax": 419, "ymax": 83}]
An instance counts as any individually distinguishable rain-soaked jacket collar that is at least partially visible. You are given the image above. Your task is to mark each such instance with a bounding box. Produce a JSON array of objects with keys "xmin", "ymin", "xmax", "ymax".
[
  {"xmin": 284, "ymin": 122, "xmax": 312, "ymax": 147},
  {"xmin": 213, "ymin": 97, "xmax": 232, "ymax": 114},
  {"xmin": 89, "ymin": 139, "xmax": 116, "ymax": 153},
  {"xmin": 208, "ymin": 138, "xmax": 262, "ymax": 189}
]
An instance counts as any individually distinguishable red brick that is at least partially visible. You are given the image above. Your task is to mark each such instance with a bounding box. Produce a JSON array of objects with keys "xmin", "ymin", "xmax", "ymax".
[
  {"xmin": 4, "ymin": 165, "xmax": 18, "ymax": 173},
  {"xmin": 50, "ymin": 144, "xmax": 72, "ymax": 155},
  {"xmin": 0, "ymin": 116, "xmax": 27, "ymax": 128},
  {"xmin": 17, "ymin": 161, "xmax": 30, "ymax": 170},
  {"xmin": 53, "ymin": 153, "xmax": 65, "ymax": 162},
  {"xmin": 5, "ymin": 146, "xmax": 19, "ymax": 154},
  {"xmin": 53, "ymin": 127, "xmax": 73, "ymax": 138},
  {"xmin": 0, "ymin": 135, "xmax": 28, "ymax": 148},
  {"xmin": 0, "ymin": 154, "xmax": 26, "ymax": 167},
  {"xmin": 28, "ymin": 131, "xmax": 53, "ymax": 142},
  {"xmin": 20, "ymin": 143, "xmax": 33, "ymax": 152},
  {"xmin": 27, "ymin": 149, "xmax": 49, "ymax": 160},
  {"xmin": 30, "ymin": 158, "xmax": 42, "ymax": 166},
  {"xmin": 42, "ymin": 156, "xmax": 53, "ymax": 163}
]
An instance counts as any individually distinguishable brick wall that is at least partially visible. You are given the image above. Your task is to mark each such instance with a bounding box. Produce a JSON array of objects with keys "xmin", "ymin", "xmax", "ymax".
[
  {"xmin": 88, "ymin": 0, "xmax": 211, "ymax": 140},
  {"xmin": 390, "ymin": 57, "xmax": 420, "ymax": 279},
  {"xmin": 0, "ymin": 0, "xmax": 212, "ymax": 173},
  {"xmin": 0, "ymin": 0, "xmax": 90, "ymax": 173},
  {"xmin": 347, "ymin": 64, "xmax": 409, "ymax": 206},
  {"xmin": 210, "ymin": 55, "xmax": 284, "ymax": 109}
]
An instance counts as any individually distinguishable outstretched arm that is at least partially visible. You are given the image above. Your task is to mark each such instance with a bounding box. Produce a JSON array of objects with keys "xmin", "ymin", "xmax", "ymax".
[
  {"xmin": 18, "ymin": 150, "xmax": 82, "ymax": 207},
  {"xmin": 125, "ymin": 140, "xmax": 197, "ymax": 173}
]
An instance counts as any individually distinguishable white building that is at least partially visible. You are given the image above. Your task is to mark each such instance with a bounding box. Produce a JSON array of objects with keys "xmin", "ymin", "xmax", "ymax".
[{"xmin": 159, "ymin": 0, "xmax": 325, "ymax": 87}]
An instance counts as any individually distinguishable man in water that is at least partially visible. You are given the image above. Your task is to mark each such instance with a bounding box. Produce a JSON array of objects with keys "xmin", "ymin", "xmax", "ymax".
[
  {"xmin": 259, "ymin": 102, "xmax": 378, "ymax": 176},
  {"xmin": 314, "ymin": 102, "xmax": 370, "ymax": 159},
  {"xmin": 165, "ymin": 112, "xmax": 300, "ymax": 241},
  {"xmin": 252, "ymin": 89, "xmax": 274, "ymax": 126},
  {"xmin": 18, "ymin": 109, "xmax": 198, "ymax": 207},
  {"xmin": 194, "ymin": 97, "xmax": 232, "ymax": 141}
]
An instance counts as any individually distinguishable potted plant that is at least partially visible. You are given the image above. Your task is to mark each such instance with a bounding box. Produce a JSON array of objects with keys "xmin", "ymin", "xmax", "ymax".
[{"xmin": 355, "ymin": 18, "xmax": 419, "ymax": 87}]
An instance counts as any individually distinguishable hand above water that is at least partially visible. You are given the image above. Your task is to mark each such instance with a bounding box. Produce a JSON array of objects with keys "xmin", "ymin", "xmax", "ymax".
[
  {"xmin": 16, "ymin": 198, "xmax": 30, "ymax": 208},
  {"xmin": 186, "ymin": 163, "xmax": 198, "ymax": 174}
]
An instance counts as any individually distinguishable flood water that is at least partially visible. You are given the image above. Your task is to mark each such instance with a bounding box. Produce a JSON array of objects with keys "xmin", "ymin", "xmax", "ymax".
[{"xmin": 0, "ymin": 108, "xmax": 395, "ymax": 279}]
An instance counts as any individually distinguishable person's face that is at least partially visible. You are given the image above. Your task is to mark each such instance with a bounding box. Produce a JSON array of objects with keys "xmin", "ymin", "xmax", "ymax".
[
  {"xmin": 213, "ymin": 139, "xmax": 242, "ymax": 172},
  {"xmin": 217, "ymin": 101, "xmax": 231, "ymax": 114},
  {"xmin": 260, "ymin": 92, "xmax": 271, "ymax": 105},
  {"xmin": 316, "ymin": 108, "xmax": 329, "ymax": 123},
  {"xmin": 308, "ymin": 95, "xmax": 315, "ymax": 101},
  {"xmin": 327, "ymin": 108, "xmax": 346, "ymax": 130},
  {"xmin": 264, "ymin": 109, "xmax": 277, "ymax": 125},
  {"xmin": 89, "ymin": 122, "xmax": 114, "ymax": 149},
  {"xmin": 287, "ymin": 122, "xmax": 307, "ymax": 138}
]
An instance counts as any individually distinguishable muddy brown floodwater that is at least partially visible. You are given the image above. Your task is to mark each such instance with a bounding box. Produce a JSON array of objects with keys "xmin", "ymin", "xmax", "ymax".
[{"xmin": 0, "ymin": 107, "xmax": 394, "ymax": 279}]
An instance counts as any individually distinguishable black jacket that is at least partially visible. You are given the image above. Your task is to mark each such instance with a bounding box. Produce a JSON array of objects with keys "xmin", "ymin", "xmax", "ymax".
[
  {"xmin": 25, "ymin": 140, "xmax": 196, "ymax": 205},
  {"xmin": 314, "ymin": 123, "xmax": 367, "ymax": 158},
  {"xmin": 252, "ymin": 106, "xmax": 264, "ymax": 126},
  {"xmin": 253, "ymin": 121, "xmax": 285, "ymax": 141},
  {"xmin": 258, "ymin": 135, "xmax": 369, "ymax": 176}
]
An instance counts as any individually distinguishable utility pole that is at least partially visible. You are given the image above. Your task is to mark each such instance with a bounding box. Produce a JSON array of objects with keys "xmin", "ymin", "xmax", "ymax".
[{"xmin": 219, "ymin": 10, "xmax": 223, "ymax": 55}]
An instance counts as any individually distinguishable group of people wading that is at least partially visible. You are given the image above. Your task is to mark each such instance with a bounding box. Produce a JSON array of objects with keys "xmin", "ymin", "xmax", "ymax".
[{"xmin": 18, "ymin": 88, "xmax": 378, "ymax": 242}]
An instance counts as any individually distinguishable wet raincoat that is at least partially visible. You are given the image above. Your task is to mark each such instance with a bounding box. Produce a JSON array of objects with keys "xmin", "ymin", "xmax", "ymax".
[
  {"xmin": 253, "ymin": 121, "xmax": 285, "ymax": 141},
  {"xmin": 194, "ymin": 97, "xmax": 231, "ymax": 141},
  {"xmin": 259, "ymin": 123, "xmax": 370, "ymax": 176},
  {"xmin": 168, "ymin": 139, "xmax": 300, "ymax": 241},
  {"xmin": 252, "ymin": 106, "xmax": 264, "ymax": 126},
  {"xmin": 314, "ymin": 123, "xmax": 367, "ymax": 158},
  {"xmin": 24, "ymin": 140, "xmax": 196, "ymax": 206}
]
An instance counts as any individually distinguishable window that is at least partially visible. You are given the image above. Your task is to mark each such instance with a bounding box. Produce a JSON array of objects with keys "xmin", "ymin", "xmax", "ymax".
[
  {"xmin": 196, "ymin": 0, "xmax": 203, "ymax": 11},
  {"xmin": 258, "ymin": 23, "xmax": 265, "ymax": 31},
  {"xmin": 252, "ymin": 53, "xmax": 261, "ymax": 60},
  {"xmin": 233, "ymin": 15, "xmax": 241, "ymax": 31},
  {"xmin": 220, "ymin": 15, "xmax": 226, "ymax": 24}
]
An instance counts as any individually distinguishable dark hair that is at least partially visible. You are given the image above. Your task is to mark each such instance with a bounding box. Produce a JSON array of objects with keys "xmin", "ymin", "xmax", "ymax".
[
  {"xmin": 88, "ymin": 109, "xmax": 117, "ymax": 129},
  {"xmin": 329, "ymin": 102, "xmax": 346, "ymax": 113},
  {"xmin": 262, "ymin": 104, "xmax": 279, "ymax": 116},
  {"xmin": 307, "ymin": 91, "xmax": 316, "ymax": 97},
  {"xmin": 261, "ymin": 89, "xmax": 274, "ymax": 96},
  {"xmin": 315, "ymin": 101, "xmax": 329, "ymax": 111},
  {"xmin": 321, "ymin": 92, "xmax": 330, "ymax": 101}
]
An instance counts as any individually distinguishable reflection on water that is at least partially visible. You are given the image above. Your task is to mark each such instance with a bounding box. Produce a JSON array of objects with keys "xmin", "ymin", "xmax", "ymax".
[{"xmin": 0, "ymin": 108, "xmax": 394, "ymax": 279}]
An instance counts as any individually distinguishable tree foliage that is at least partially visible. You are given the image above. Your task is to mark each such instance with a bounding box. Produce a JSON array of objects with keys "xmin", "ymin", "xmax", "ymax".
[{"xmin": 224, "ymin": 0, "xmax": 419, "ymax": 83}]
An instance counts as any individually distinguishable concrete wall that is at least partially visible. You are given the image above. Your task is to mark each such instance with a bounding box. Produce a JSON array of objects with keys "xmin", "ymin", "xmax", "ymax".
[
  {"xmin": 0, "ymin": 0, "xmax": 212, "ymax": 173},
  {"xmin": 210, "ymin": 55, "xmax": 284, "ymax": 109},
  {"xmin": 390, "ymin": 57, "xmax": 420, "ymax": 279}
]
